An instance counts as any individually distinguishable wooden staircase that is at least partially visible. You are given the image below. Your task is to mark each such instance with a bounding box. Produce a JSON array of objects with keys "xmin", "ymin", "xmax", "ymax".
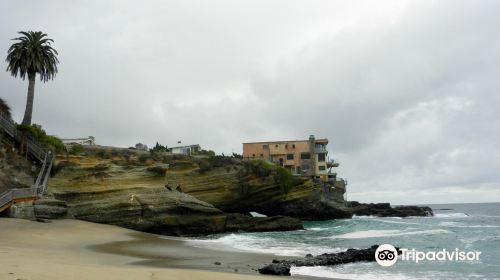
[{"xmin": 0, "ymin": 113, "xmax": 55, "ymax": 213}]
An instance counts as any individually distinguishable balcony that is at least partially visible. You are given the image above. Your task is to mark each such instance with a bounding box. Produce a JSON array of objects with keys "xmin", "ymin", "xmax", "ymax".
[
  {"xmin": 327, "ymin": 160, "xmax": 339, "ymax": 168},
  {"xmin": 314, "ymin": 146, "xmax": 327, "ymax": 153}
]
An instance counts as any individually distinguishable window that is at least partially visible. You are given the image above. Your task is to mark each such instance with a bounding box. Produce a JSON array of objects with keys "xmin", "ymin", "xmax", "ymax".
[
  {"xmin": 287, "ymin": 154, "xmax": 294, "ymax": 160},
  {"xmin": 318, "ymin": 153, "xmax": 326, "ymax": 162},
  {"xmin": 319, "ymin": 166, "xmax": 326, "ymax": 171},
  {"xmin": 275, "ymin": 144, "xmax": 279, "ymax": 148},
  {"xmin": 292, "ymin": 144, "xmax": 296, "ymax": 148},
  {"xmin": 263, "ymin": 144, "xmax": 269, "ymax": 149},
  {"xmin": 260, "ymin": 153, "xmax": 263, "ymax": 157},
  {"xmin": 301, "ymin": 152, "xmax": 311, "ymax": 159},
  {"xmin": 301, "ymin": 165, "xmax": 309, "ymax": 171},
  {"xmin": 252, "ymin": 154, "xmax": 255, "ymax": 157}
]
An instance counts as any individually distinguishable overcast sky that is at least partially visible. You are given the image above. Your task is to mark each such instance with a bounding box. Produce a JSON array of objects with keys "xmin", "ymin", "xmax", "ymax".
[{"xmin": 1, "ymin": 0, "xmax": 499, "ymax": 204}]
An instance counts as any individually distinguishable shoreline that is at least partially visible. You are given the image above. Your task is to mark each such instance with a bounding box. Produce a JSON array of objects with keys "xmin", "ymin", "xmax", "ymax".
[{"xmin": 0, "ymin": 218, "xmax": 324, "ymax": 280}]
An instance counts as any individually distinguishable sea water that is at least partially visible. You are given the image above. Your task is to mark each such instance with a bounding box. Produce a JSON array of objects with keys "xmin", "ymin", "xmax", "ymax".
[{"xmin": 186, "ymin": 203, "xmax": 500, "ymax": 279}]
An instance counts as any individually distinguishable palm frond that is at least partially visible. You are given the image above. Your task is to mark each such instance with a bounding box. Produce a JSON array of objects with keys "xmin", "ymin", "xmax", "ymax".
[{"xmin": 5, "ymin": 31, "xmax": 59, "ymax": 82}]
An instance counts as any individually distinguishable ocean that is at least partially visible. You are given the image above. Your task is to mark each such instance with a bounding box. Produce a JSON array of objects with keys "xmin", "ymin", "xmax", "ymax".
[{"xmin": 186, "ymin": 203, "xmax": 500, "ymax": 279}]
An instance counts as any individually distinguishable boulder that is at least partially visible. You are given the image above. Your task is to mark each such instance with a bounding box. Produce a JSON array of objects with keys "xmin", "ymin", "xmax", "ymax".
[{"xmin": 258, "ymin": 263, "xmax": 291, "ymax": 276}]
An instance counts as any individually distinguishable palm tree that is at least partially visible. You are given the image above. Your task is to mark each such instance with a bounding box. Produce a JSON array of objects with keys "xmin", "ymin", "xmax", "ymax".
[{"xmin": 6, "ymin": 31, "xmax": 59, "ymax": 125}]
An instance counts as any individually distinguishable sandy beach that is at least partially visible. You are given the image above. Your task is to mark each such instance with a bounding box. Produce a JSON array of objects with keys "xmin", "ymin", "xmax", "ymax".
[{"xmin": 0, "ymin": 218, "xmax": 291, "ymax": 280}]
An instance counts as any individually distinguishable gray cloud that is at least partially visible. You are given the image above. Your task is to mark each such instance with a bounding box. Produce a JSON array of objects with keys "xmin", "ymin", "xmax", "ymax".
[{"xmin": 1, "ymin": 0, "xmax": 499, "ymax": 204}]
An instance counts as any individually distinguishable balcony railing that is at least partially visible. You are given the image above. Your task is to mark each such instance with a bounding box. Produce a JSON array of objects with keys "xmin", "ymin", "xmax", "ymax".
[
  {"xmin": 314, "ymin": 146, "xmax": 327, "ymax": 153},
  {"xmin": 327, "ymin": 160, "xmax": 339, "ymax": 168}
]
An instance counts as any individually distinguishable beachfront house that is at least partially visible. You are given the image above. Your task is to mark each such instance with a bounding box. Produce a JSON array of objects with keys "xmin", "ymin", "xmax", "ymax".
[{"xmin": 242, "ymin": 135, "xmax": 339, "ymax": 179}]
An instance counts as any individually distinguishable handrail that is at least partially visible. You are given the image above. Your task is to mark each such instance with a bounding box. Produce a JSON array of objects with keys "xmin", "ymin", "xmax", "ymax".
[{"xmin": 0, "ymin": 113, "xmax": 55, "ymax": 212}]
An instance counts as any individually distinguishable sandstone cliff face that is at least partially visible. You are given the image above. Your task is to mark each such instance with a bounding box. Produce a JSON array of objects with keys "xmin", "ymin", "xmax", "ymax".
[
  {"xmin": 50, "ymin": 153, "xmax": 352, "ymax": 226},
  {"xmin": 165, "ymin": 161, "xmax": 352, "ymax": 220},
  {"xmin": 48, "ymin": 155, "xmax": 306, "ymax": 235}
]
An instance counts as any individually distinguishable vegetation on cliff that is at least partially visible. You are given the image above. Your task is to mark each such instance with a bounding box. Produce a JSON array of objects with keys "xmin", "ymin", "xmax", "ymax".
[
  {"xmin": 17, "ymin": 124, "xmax": 66, "ymax": 153},
  {"xmin": 48, "ymin": 145, "xmax": 351, "ymax": 224}
]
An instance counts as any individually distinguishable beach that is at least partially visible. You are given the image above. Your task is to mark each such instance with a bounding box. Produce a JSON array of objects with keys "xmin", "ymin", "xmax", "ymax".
[{"xmin": 0, "ymin": 218, "xmax": 292, "ymax": 280}]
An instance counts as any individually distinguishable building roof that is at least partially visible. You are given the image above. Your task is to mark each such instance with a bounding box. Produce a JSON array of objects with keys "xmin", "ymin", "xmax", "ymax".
[
  {"xmin": 169, "ymin": 144, "xmax": 200, "ymax": 149},
  {"xmin": 242, "ymin": 138, "xmax": 328, "ymax": 145}
]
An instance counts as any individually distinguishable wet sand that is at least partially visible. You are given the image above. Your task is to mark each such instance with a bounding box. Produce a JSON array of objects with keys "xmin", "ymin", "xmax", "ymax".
[
  {"xmin": 0, "ymin": 218, "xmax": 319, "ymax": 280},
  {"xmin": 90, "ymin": 231, "xmax": 282, "ymax": 275}
]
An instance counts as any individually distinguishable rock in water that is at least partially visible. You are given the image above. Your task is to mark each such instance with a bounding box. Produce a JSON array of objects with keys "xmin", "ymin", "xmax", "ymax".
[
  {"xmin": 259, "ymin": 245, "xmax": 383, "ymax": 276},
  {"xmin": 258, "ymin": 263, "xmax": 291, "ymax": 276},
  {"xmin": 347, "ymin": 201, "xmax": 433, "ymax": 217}
]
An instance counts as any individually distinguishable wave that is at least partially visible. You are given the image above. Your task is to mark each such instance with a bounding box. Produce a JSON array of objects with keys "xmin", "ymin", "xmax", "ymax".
[
  {"xmin": 291, "ymin": 265, "xmax": 416, "ymax": 280},
  {"xmin": 308, "ymin": 227, "xmax": 329, "ymax": 231},
  {"xmin": 291, "ymin": 265, "xmax": 476, "ymax": 280},
  {"xmin": 328, "ymin": 229, "xmax": 450, "ymax": 239},
  {"xmin": 370, "ymin": 218, "xmax": 423, "ymax": 226},
  {"xmin": 185, "ymin": 234, "xmax": 345, "ymax": 256},
  {"xmin": 434, "ymin": 213, "xmax": 469, "ymax": 218},
  {"xmin": 439, "ymin": 221, "xmax": 500, "ymax": 228}
]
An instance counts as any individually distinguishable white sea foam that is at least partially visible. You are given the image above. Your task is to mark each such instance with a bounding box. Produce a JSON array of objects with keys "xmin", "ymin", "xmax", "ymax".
[
  {"xmin": 185, "ymin": 234, "xmax": 344, "ymax": 256},
  {"xmin": 353, "ymin": 215, "xmax": 376, "ymax": 219},
  {"xmin": 371, "ymin": 218, "xmax": 422, "ymax": 226},
  {"xmin": 439, "ymin": 221, "xmax": 500, "ymax": 228},
  {"xmin": 434, "ymin": 213, "xmax": 469, "ymax": 218},
  {"xmin": 328, "ymin": 229, "xmax": 450, "ymax": 239},
  {"xmin": 291, "ymin": 265, "xmax": 416, "ymax": 280},
  {"xmin": 308, "ymin": 226, "xmax": 340, "ymax": 231}
]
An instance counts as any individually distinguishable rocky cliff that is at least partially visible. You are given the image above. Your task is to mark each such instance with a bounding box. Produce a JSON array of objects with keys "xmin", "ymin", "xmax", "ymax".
[
  {"xmin": 3, "ymin": 143, "xmax": 432, "ymax": 235},
  {"xmin": 164, "ymin": 159, "xmax": 352, "ymax": 220},
  {"xmin": 47, "ymin": 151, "xmax": 309, "ymax": 235}
]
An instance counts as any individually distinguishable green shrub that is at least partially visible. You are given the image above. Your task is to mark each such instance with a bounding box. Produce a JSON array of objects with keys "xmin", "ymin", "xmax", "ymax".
[
  {"xmin": 195, "ymin": 155, "xmax": 237, "ymax": 173},
  {"xmin": 192, "ymin": 149, "xmax": 215, "ymax": 156},
  {"xmin": 273, "ymin": 167, "xmax": 295, "ymax": 194},
  {"xmin": 138, "ymin": 153, "xmax": 151, "ymax": 164},
  {"xmin": 69, "ymin": 144, "xmax": 85, "ymax": 155},
  {"xmin": 95, "ymin": 149, "xmax": 111, "ymax": 159},
  {"xmin": 240, "ymin": 160, "xmax": 297, "ymax": 194},
  {"xmin": 169, "ymin": 161, "xmax": 195, "ymax": 170},
  {"xmin": 150, "ymin": 142, "xmax": 167, "ymax": 154},
  {"xmin": 17, "ymin": 124, "xmax": 66, "ymax": 153}
]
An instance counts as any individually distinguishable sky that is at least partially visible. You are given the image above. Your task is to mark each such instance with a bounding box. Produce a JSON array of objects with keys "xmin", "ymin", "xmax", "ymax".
[{"xmin": 1, "ymin": 0, "xmax": 499, "ymax": 204}]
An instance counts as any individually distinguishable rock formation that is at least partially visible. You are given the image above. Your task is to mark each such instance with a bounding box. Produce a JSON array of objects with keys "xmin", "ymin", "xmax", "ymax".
[
  {"xmin": 259, "ymin": 245, "xmax": 384, "ymax": 276},
  {"xmin": 347, "ymin": 201, "xmax": 433, "ymax": 217},
  {"xmin": 52, "ymin": 186, "xmax": 303, "ymax": 236}
]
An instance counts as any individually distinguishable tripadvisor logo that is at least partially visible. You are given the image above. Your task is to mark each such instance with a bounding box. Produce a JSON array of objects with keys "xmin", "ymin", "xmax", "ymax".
[
  {"xmin": 374, "ymin": 244, "xmax": 482, "ymax": 267},
  {"xmin": 375, "ymin": 244, "xmax": 398, "ymax": 267}
]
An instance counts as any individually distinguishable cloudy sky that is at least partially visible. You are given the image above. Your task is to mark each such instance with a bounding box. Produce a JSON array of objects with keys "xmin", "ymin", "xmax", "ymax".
[{"xmin": 1, "ymin": 0, "xmax": 499, "ymax": 204}]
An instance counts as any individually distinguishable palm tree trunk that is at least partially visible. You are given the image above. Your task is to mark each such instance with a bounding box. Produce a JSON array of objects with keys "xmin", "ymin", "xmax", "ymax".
[{"xmin": 21, "ymin": 73, "xmax": 36, "ymax": 125}]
